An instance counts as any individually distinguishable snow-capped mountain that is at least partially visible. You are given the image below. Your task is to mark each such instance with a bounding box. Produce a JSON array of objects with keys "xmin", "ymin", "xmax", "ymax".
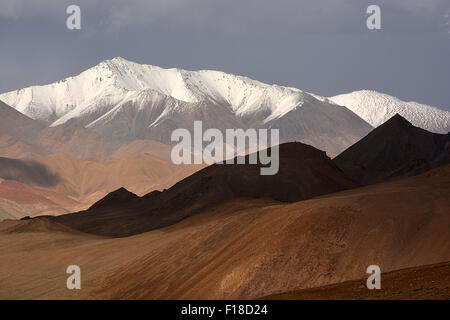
[
  {"xmin": 0, "ymin": 57, "xmax": 374, "ymax": 154},
  {"xmin": 327, "ymin": 90, "xmax": 450, "ymax": 134},
  {"xmin": 0, "ymin": 57, "xmax": 306, "ymax": 127}
]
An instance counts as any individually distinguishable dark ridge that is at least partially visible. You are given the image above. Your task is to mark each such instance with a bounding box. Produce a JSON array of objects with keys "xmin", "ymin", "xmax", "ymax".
[
  {"xmin": 386, "ymin": 113, "xmax": 414, "ymax": 127},
  {"xmin": 88, "ymin": 188, "xmax": 139, "ymax": 211},
  {"xmin": 52, "ymin": 142, "xmax": 358, "ymax": 237},
  {"xmin": 334, "ymin": 113, "xmax": 450, "ymax": 185}
]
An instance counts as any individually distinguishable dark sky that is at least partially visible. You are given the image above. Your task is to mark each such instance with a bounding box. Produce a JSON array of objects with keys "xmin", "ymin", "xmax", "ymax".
[{"xmin": 1, "ymin": 0, "xmax": 449, "ymax": 110}]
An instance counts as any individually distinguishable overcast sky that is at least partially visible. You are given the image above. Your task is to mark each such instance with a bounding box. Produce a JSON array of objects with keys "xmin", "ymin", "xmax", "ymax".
[{"xmin": 0, "ymin": 0, "xmax": 449, "ymax": 110}]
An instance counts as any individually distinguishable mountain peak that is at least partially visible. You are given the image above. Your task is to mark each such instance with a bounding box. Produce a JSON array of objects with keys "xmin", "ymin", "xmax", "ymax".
[
  {"xmin": 111, "ymin": 187, "xmax": 135, "ymax": 195},
  {"xmin": 110, "ymin": 56, "xmax": 128, "ymax": 62},
  {"xmin": 364, "ymin": 112, "xmax": 434, "ymax": 141},
  {"xmin": 335, "ymin": 111, "xmax": 449, "ymax": 185},
  {"xmin": 101, "ymin": 56, "xmax": 135, "ymax": 65},
  {"xmin": 99, "ymin": 56, "xmax": 147, "ymax": 71},
  {"xmin": 88, "ymin": 187, "xmax": 138, "ymax": 211},
  {"xmin": 385, "ymin": 113, "xmax": 413, "ymax": 128},
  {"xmin": 329, "ymin": 90, "xmax": 450, "ymax": 134}
]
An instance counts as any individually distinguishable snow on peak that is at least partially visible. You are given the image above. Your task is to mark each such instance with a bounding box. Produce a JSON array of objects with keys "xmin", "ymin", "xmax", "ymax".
[
  {"xmin": 0, "ymin": 57, "xmax": 308, "ymax": 127},
  {"xmin": 1, "ymin": 59, "xmax": 448, "ymax": 135},
  {"xmin": 328, "ymin": 90, "xmax": 450, "ymax": 134}
]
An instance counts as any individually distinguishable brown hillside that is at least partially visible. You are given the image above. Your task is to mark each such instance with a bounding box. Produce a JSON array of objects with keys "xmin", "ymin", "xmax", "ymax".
[{"xmin": 0, "ymin": 165, "xmax": 448, "ymax": 299}]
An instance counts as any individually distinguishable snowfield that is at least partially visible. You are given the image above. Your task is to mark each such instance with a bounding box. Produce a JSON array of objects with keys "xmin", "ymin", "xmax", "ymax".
[
  {"xmin": 328, "ymin": 90, "xmax": 450, "ymax": 134},
  {"xmin": 0, "ymin": 57, "xmax": 310, "ymax": 128},
  {"xmin": 1, "ymin": 57, "xmax": 448, "ymax": 134}
]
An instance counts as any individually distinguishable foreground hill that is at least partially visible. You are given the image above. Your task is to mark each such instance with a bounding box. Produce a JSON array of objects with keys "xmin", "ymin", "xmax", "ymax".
[
  {"xmin": 263, "ymin": 261, "xmax": 450, "ymax": 300},
  {"xmin": 334, "ymin": 114, "xmax": 450, "ymax": 184},
  {"xmin": 51, "ymin": 142, "xmax": 357, "ymax": 237},
  {"xmin": 0, "ymin": 164, "xmax": 449, "ymax": 299}
]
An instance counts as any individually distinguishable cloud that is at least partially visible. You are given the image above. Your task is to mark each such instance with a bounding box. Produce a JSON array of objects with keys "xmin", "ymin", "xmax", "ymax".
[
  {"xmin": 0, "ymin": 0, "xmax": 67, "ymax": 20},
  {"xmin": 96, "ymin": 0, "xmax": 365, "ymax": 36},
  {"xmin": 0, "ymin": 0, "xmax": 24, "ymax": 19},
  {"xmin": 105, "ymin": 0, "xmax": 203, "ymax": 29},
  {"xmin": 445, "ymin": 9, "xmax": 450, "ymax": 34},
  {"xmin": 1, "ymin": 0, "xmax": 448, "ymax": 36},
  {"xmin": 380, "ymin": 0, "xmax": 446, "ymax": 12}
]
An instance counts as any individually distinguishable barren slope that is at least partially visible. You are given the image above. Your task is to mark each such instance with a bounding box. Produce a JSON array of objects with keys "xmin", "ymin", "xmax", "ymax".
[
  {"xmin": 263, "ymin": 261, "xmax": 450, "ymax": 300},
  {"xmin": 0, "ymin": 165, "xmax": 449, "ymax": 299},
  {"xmin": 0, "ymin": 154, "xmax": 202, "ymax": 220},
  {"xmin": 0, "ymin": 100, "xmax": 46, "ymax": 158},
  {"xmin": 51, "ymin": 142, "xmax": 357, "ymax": 237}
]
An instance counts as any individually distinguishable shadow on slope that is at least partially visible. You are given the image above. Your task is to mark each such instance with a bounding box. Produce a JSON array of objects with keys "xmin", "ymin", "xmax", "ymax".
[
  {"xmin": 334, "ymin": 114, "xmax": 450, "ymax": 185},
  {"xmin": 0, "ymin": 157, "xmax": 61, "ymax": 187},
  {"xmin": 51, "ymin": 142, "xmax": 357, "ymax": 237}
]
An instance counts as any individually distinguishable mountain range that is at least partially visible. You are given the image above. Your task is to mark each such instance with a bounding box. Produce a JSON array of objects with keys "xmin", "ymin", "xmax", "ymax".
[
  {"xmin": 0, "ymin": 58, "xmax": 449, "ymax": 300},
  {"xmin": 51, "ymin": 142, "xmax": 357, "ymax": 237},
  {"xmin": 0, "ymin": 58, "xmax": 449, "ymax": 222},
  {"xmin": 36, "ymin": 114, "xmax": 449, "ymax": 237},
  {"xmin": 1, "ymin": 57, "xmax": 447, "ymax": 157}
]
